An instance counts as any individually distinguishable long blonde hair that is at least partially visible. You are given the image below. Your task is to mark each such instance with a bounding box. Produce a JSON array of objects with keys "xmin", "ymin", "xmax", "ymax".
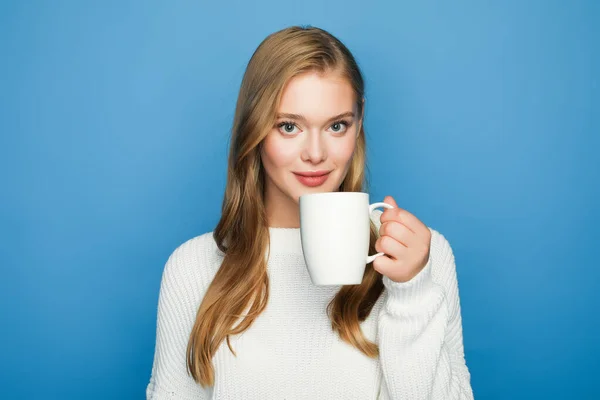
[{"xmin": 187, "ymin": 25, "xmax": 384, "ymax": 387}]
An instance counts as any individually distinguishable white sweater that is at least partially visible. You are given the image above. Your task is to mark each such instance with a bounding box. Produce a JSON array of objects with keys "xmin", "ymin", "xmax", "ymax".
[{"xmin": 146, "ymin": 210, "xmax": 474, "ymax": 399}]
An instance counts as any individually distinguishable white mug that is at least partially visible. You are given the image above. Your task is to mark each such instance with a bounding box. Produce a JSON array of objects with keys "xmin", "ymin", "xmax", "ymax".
[{"xmin": 299, "ymin": 192, "xmax": 394, "ymax": 286}]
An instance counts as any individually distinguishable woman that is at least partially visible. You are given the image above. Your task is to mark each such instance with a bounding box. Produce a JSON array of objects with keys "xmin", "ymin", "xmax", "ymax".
[{"xmin": 146, "ymin": 25, "xmax": 474, "ymax": 399}]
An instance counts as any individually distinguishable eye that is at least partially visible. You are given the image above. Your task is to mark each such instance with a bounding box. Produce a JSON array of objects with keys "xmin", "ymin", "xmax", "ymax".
[
  {"xmin": 276, "ymin": 119, "xmax": 353, "ymax": 135},
  {"xmin": 328, "ymin": 120, "xmax": 351, "ymax": 134},
  {"xmin": 277, "ymin": 121, "xmax": 301, "ymax": 135}
]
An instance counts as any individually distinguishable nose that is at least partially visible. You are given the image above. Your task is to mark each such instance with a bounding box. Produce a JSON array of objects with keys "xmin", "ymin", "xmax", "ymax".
[{"xmin": 300, "ymin": 129, "xmax": 327, "ymax": 164}]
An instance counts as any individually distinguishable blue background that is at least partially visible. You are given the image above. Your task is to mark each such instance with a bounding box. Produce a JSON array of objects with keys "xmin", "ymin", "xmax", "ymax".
[{"xmin": 1, "ymin": 1, "xmax": 598, "ymax": 399}]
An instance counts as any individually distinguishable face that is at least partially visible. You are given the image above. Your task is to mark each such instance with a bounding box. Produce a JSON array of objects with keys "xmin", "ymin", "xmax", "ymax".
[{"xmin": 260, "ymin": 70, "xmax": 364, "ymax": 216}]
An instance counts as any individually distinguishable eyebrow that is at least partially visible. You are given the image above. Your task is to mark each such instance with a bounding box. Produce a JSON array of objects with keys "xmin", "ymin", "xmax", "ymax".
[{"xmin": 276, "ymin": 111, "xmax": 355, "ymax": 124}]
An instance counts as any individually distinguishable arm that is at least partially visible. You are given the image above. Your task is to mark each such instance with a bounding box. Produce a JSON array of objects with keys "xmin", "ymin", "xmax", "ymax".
[
  {"xmin": 146, "ymin": 238, "xmax": 211, "ymax": 400},
  {"xmin": 377, "ymin": 230, "xmax": 474, "ymax": 399}
]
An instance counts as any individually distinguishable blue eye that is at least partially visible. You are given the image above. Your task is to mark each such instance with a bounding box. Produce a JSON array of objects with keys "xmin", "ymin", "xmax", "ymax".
[
  {"xmin": 277, "ymin": 121, "xmax": 299, "ymax": 135},
  {"xmin": 329, "ymin": 120, "xmax": 350, "ymax": 133},
  {"xmin": 275, "ymin": 119, "xmax": 353, "ymax": 135}
]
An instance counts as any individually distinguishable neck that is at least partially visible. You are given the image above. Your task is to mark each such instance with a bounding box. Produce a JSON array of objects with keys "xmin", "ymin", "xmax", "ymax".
[{"xmin": 264, "ymin": 180, "xmax": 300, "ymax": 228}]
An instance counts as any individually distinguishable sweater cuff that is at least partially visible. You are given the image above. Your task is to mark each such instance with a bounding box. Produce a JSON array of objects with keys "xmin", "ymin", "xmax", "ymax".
[{"xmin": 382, "ymin": 255, "xmax": 439, "ymax": 317}]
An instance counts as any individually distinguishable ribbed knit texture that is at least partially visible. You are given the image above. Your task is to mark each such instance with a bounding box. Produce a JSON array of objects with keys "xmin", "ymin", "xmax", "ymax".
[{"xmin": 146, "ymin": 210, "xmax": 474, "ymax": 399}]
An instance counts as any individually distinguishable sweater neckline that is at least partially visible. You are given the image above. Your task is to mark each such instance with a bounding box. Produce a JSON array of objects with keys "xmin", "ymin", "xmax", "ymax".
[{"xmin": 267, "ymin": 226, "xmax": 303, "ymax": 255}]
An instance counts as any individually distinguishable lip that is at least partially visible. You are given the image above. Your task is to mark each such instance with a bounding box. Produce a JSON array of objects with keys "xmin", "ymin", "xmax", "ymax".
[
  {"xmin": 293, "ymin": 170, "xmax": 331, "ymax": 187},
  {"xmin": 293, "ymin": 170, "xmax": 331, "ymax": 177}
]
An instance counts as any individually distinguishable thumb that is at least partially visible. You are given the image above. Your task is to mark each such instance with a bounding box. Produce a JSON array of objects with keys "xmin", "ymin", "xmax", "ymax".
[{"xmin": 383, "ymin": 195, "xmax": 398, "ymax": 208}]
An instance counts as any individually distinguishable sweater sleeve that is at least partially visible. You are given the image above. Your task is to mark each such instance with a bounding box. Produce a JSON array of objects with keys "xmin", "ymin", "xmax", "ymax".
[
  {"xmin": 376, "ymin": 228, "xmax": 474, "ymax": 400},
  {"xmin": 146, "ymin": 237, "xmax": 211, "ymax": 400}
]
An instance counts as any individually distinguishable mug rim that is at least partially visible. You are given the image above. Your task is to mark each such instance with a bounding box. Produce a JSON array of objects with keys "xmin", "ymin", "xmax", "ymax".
[{"xmin": 299, "ymin": 191, "xmax": 368, "ymax": 200}]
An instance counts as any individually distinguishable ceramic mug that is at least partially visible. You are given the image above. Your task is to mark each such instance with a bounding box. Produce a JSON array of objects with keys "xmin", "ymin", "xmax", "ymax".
[{"xmin": 299, "ymin": 191, "xmax": 394, "ymax": 285}]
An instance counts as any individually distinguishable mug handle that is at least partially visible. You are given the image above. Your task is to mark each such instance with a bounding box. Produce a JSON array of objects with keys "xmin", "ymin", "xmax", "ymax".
[{"xmin": 366, "ymin": 202, "xmax": 395, "ymax": 264}]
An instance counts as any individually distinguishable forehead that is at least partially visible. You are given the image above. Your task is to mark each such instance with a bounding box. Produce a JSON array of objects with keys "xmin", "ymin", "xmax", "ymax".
[{"xmin": 277, "ymin": 70, "xmax": 356, "ymax": 117}]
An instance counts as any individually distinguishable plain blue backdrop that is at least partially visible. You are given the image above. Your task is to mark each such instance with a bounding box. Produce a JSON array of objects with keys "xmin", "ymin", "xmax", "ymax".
[{"xmin": 1, "ymin": 1, "xmax": 598, "ymax": 399}]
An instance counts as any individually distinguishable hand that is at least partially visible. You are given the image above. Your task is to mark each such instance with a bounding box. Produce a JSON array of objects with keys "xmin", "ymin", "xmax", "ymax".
[{"xmin": 373, "ymin": 196, "xmax": 432, "ymax": 283}]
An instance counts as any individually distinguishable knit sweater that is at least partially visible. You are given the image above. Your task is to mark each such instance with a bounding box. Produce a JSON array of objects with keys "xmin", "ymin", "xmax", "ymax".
[{"xmin": 146, "ymin": 209, "xmax": 474, "ymax": 399}]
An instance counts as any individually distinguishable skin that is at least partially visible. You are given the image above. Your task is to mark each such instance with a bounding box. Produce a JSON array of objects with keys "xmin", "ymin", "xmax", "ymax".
[
  {"xmin": 259, "ymin": 69, "xmax": 431, "ymax": 283},
  {"xmin": 260, "ymin": 69, "xmax": 363, "ymax": 228}
]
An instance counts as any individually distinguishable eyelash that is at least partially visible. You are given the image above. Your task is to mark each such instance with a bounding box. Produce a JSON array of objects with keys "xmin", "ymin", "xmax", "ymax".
[{"xmin": 276, "ymin": 119, "xmax": 352, "ymax": 135}]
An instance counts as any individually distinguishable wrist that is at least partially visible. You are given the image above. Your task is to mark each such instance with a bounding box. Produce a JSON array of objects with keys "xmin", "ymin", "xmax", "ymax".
[{"xmin": 382, "ymin": 257, "xmax": 441, "ymax": 316}]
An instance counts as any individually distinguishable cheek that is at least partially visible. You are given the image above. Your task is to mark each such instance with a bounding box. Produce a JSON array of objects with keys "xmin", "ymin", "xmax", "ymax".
[
  {"xmin": 262, "ymin": 134, "xmax": 298, "ymax": 169},
  {"xmin": 329, "ymin": 136, "xmax": 356, "ymax": 164}
]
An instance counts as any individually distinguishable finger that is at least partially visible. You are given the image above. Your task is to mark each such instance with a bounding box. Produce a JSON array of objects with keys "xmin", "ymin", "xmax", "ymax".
[
  {"xmin": 375, "ymin": 234, "xmax": 408, "ymax": 261},
  {"xmin": 380, "ymin": 207, "xmax": 429, "ymax": 240},
  {"xmin": 371, "ymin": 254, "xmax": 396, "ymax": 276},
  {"xmin": 380, "ymin": 207, "xmax": 416, "ymax": 235},
  {"xmin": 383, "ymin": 195, "xmax": 398, "ymax": 208},
  {"xmin": 380, "ymin": 196, "xmax": 416, "ymax": 235},
  {"xmin": 379, "ymin": 221, "xmax": 421, "ymax": 249}
]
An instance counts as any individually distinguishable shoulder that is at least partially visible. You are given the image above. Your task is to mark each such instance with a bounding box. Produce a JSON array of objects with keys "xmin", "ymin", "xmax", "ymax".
[{"xmin": 160, "ymin": 231, "xmax": 223, "ymax": 294}]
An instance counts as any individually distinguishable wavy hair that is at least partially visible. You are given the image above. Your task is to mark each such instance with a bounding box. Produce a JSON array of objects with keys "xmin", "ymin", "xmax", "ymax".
[{"xmin": 186, "ymin": 25, "xmax": 384, "ymax": 387}]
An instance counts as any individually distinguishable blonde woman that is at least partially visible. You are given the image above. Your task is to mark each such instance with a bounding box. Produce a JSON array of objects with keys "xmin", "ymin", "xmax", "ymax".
[{"xmin": 146, "ymin": 25, "xmax": 474, "ymax": 399}]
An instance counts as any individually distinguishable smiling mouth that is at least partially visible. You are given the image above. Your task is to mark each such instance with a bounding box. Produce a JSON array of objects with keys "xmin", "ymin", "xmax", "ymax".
[
  {"xmin": 293, "ymin": 171, "xmax": 331, "ymax": 187},
  {"xmin": 292, "ymin": 170, "xmax": 331, "ymax": 177}
]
